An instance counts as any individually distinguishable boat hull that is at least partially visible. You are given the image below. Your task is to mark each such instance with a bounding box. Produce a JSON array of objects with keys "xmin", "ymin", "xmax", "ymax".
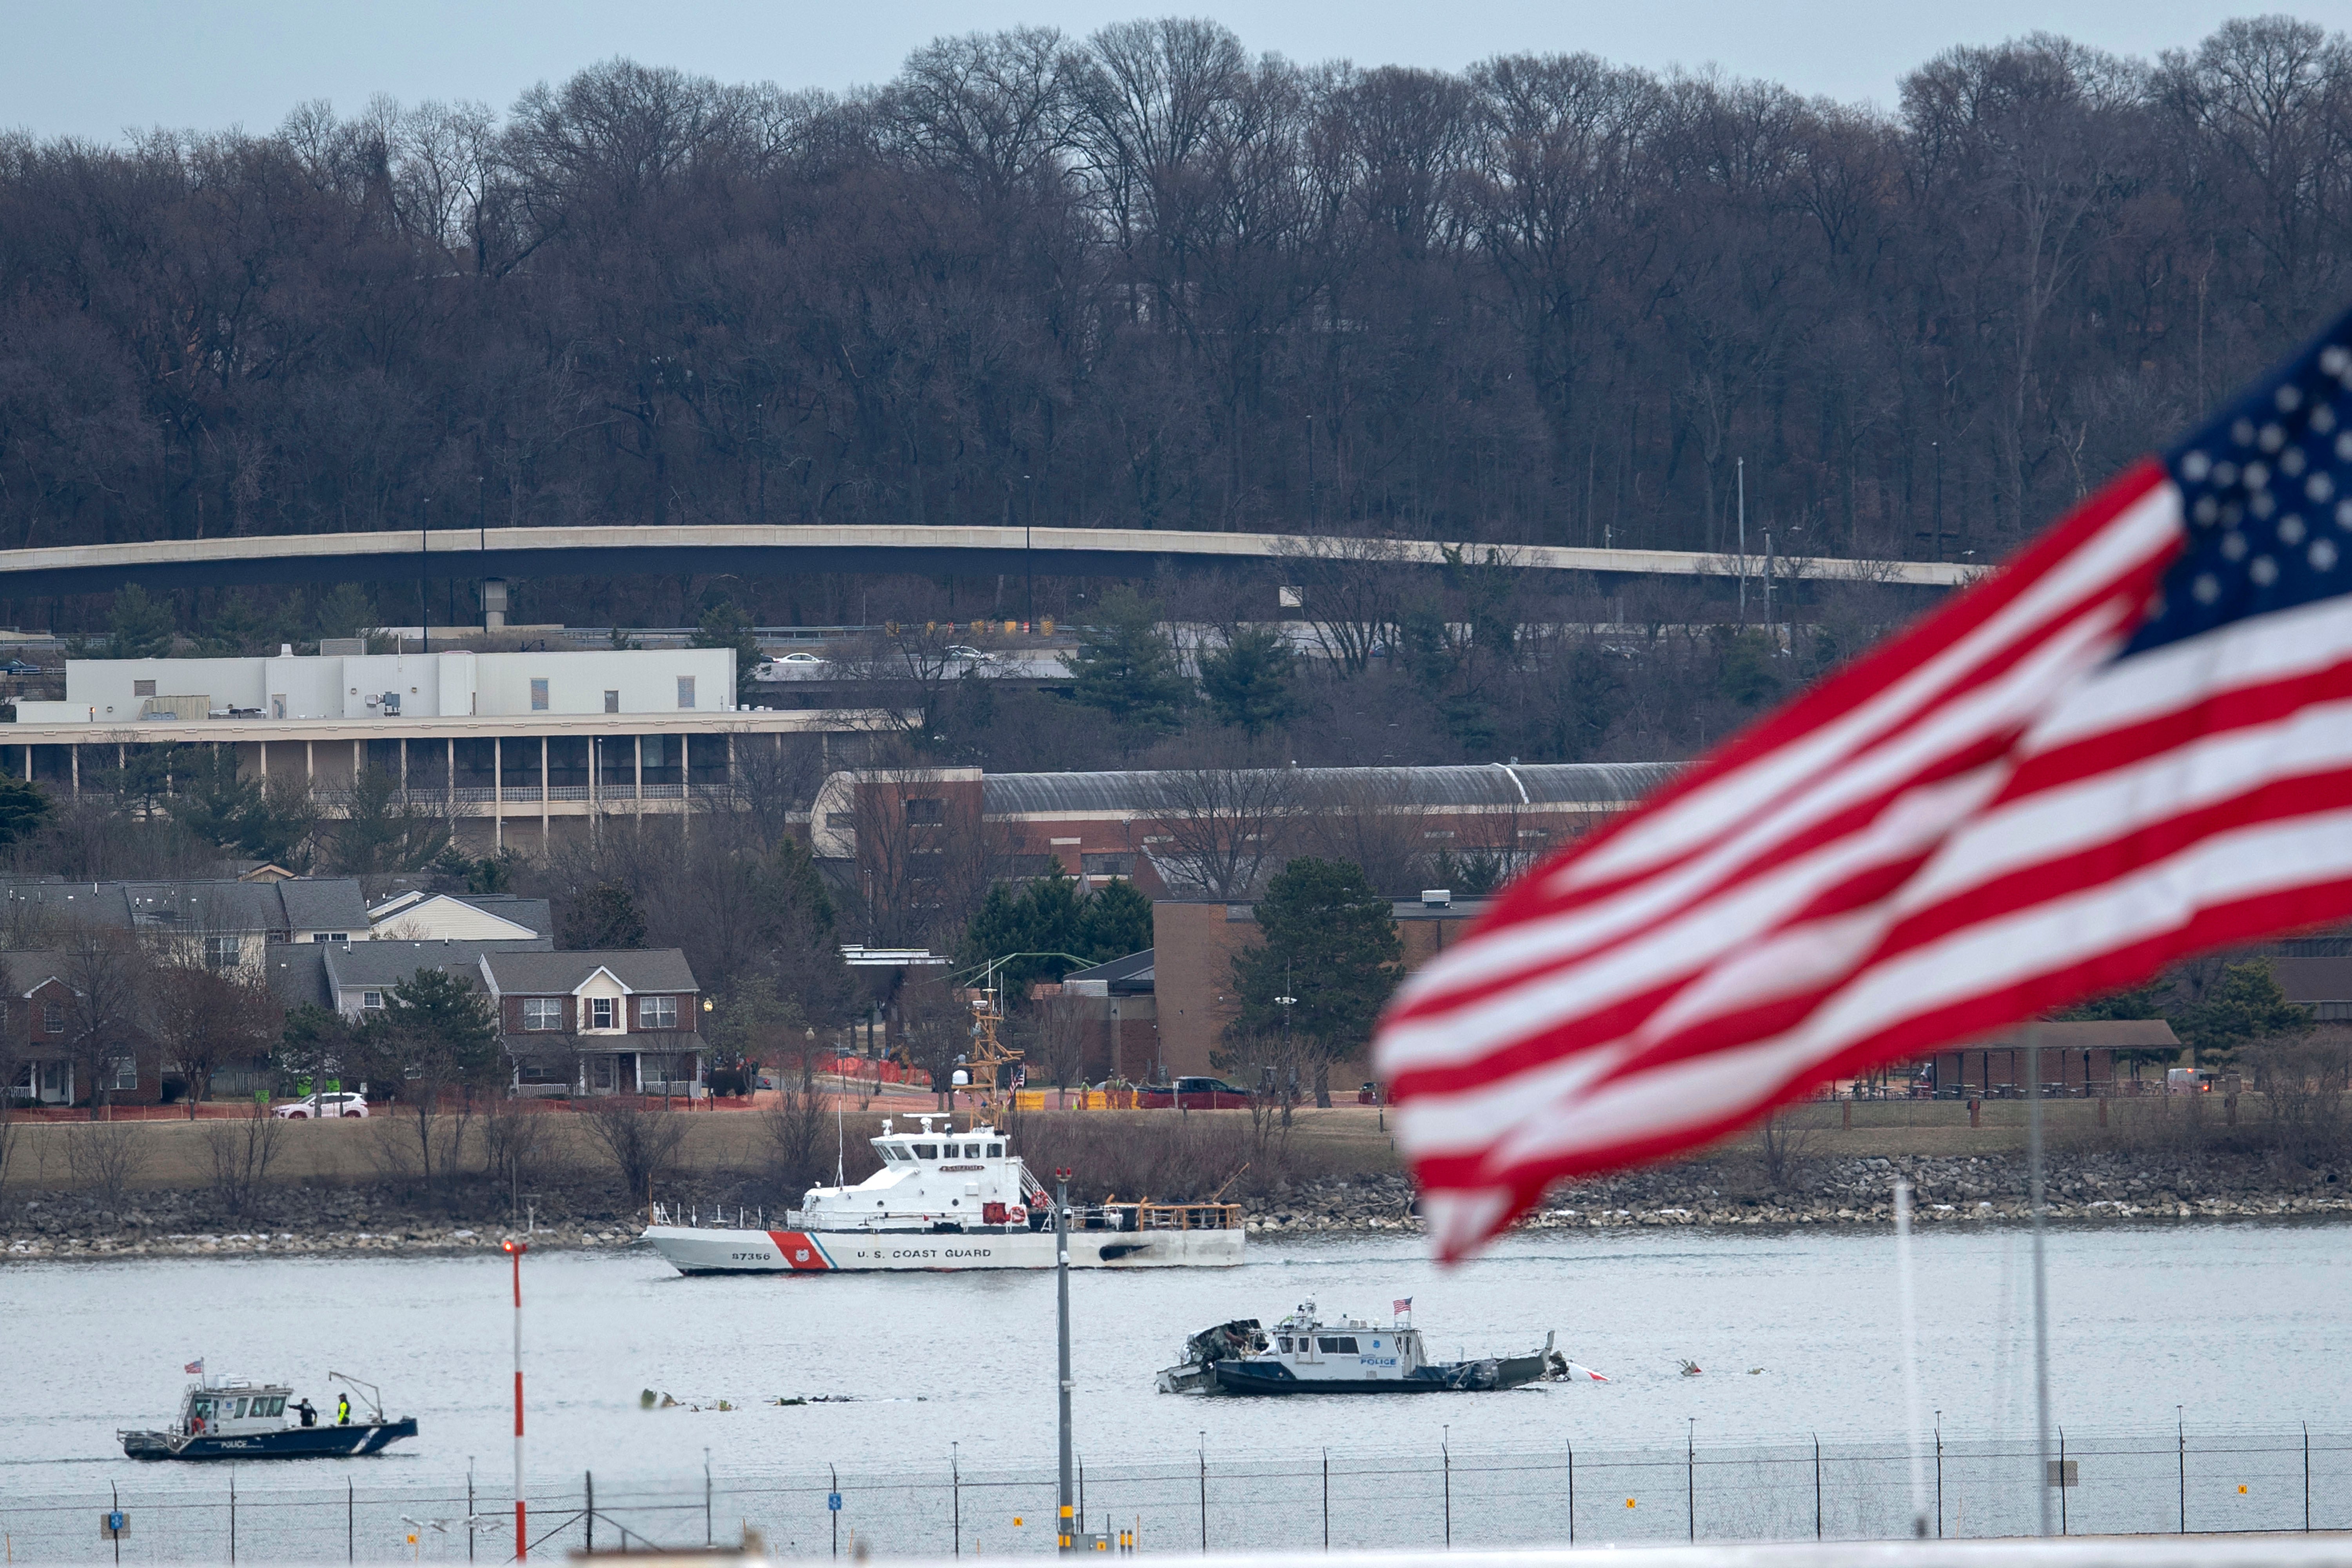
[
  {"xmin": 1203, "ymin": 1352, "xmax": 1552, "ymax": 1396},
  {"xmin": 121, "ymin": 1419, "xmax": 419, "ymax": 1461},
  {"xmin": 643, "ymin": 1225, "xmax": 1243, "ymax": 1273}
]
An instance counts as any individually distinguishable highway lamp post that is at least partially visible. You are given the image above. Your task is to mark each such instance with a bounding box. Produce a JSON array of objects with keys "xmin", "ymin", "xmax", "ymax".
[
  {"xmin": 1055, "ymin": 1167, "xmax": 1076, "ymax": 1555},
  {"xmin": 1274, "ymin": 994, "xmax": 1297, "ymax": 1125},
  {"xmin": 502, "ymin": 1239, "xmax": 528, "ymax": 1560}
]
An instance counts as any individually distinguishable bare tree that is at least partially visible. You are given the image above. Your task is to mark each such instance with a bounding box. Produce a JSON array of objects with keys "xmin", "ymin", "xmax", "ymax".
[
  {"xmin": 149, "ymin": 964, "xmax": 280, "ymax": 1116},
  {"xmin": 1147, "ymin": 767, "xmax": 1299, "ymax": 897},
  {"xmin": 202, "ymin": 1104, "xmax": 287, "ymax": 1218},
  {"xmin": 59, "ymin": 925, "xmax": 149, "ymax": 1120},
  {"xmin": 1272, "ymin": 535, "xmax": 1412, "ymax": 675},
  {"xmin": 65, "ymin": 1120, "xmax": 149, "ymax": 1210},
  {"xmin": 578, "ymin": 1098, "xmax": 691, "ymax": 1212}
]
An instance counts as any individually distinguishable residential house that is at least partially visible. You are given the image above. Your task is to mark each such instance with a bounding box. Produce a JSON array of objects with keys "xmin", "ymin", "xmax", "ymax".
[
  {"xmin": 0, "ymin": 950, "xmax": 155, "ymax": 1106},
  {"xmin": 366, "ymin": 891, "xmax": 552, "ymax": 943},
  {"xmin": 485, "ymin": 949, "xmax": 704, "ymax": 1098},
  {"xmin": 0, "ymin": 877, "xmax": 372, "ymax": 976}
]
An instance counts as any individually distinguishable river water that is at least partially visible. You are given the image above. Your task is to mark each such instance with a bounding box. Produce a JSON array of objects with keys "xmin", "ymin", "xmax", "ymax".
[{"xmin": 5, "ymin": 1219, "xmax": 2341, "ymax": 1499}]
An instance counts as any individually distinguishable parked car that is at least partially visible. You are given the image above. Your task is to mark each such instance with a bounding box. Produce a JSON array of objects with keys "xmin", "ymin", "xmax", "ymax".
[
  {"xmin": 1137, "ymin": 1076, "xmax": 1253, "ymax": 1110},
  {"xmin": 943, "ymin": 645, "xmax": 991, "ymax": 662},
  {"xmin": 771, "ymin": 650, "xmax": 827, "ymax": 664},
  {"xmin": 1, "ymin": 659, "xmax": 42, "ymax": 677},
  {"xmin": 274, "ymin": 1091, "xmax": 369, "ymax": 1119}
]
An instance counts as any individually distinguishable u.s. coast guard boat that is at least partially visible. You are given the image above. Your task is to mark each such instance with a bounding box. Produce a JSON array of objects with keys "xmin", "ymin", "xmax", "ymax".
[
  {"xmin": 1156, "ymin": 1302, "xmax": 1555, "ymax": 1394},
  {"xmin": 641, "ymin": 1115, "xmax": 1245, "ymax": 1273}
]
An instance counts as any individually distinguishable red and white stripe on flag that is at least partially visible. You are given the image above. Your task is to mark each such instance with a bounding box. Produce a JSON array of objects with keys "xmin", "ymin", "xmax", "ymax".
[{"xmin": 1375, "ymin": 305, "xmax": 2352, "ymax": 1260}]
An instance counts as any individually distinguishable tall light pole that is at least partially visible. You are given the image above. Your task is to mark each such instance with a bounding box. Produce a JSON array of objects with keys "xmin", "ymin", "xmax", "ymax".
[
  {"xmin": 1274, "ymin": 994, "xmax": 1297, "ymax": 1127},
  {"xmin": 1055, "ymin": 1167, "xmax": 1075, "ymax": 1555},
  {"xmin": 502, "ymin": 1238, "xmax": 528, "ymax": 1560}
]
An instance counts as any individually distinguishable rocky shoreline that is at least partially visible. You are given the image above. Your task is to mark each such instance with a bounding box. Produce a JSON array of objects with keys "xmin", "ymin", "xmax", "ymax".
[{"xmin": 4, "ymin": 1150, "xmax": 2345, "ymax": 1259}]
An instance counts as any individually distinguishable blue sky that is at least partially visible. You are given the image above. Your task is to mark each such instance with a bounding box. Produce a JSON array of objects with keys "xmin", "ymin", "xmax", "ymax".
[{"xmin": 7, "ymin": 0, "xmax": 2345, "ymax": 142}]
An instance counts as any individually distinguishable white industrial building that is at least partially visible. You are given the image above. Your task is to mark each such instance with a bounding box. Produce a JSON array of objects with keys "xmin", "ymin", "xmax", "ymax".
[{"xmin": 2, "ymin": 648, "xmax": 889, "ymax": 850}]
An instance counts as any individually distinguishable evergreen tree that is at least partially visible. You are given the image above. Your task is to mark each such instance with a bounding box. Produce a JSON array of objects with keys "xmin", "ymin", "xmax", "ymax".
[
  {"xmin": 311, "ymin": 583, "xmax": 380, "ymax": 643},
  {"xmin": 1229, "ymin": 857, "xmax": 1403, "ymax": 1105},
  {"xmin": 1076, "ymin": 878, "xmax": 1153, "ymax": 960},
  {"xmin": 1198, "ymin": 625, "xmax": 1299, "ymax": 738},
  {"xmin": 330, "ymin": 768, "xmax": 453, "ymax": 875},
  {"xmin": 561, "ymin": 882, "xmax": 648, "ymax": 948},
  {"xmin": 691, "ymin": 597, "xmax": 762, "ymax": 681},
  {"xmin": 2175, "ymin": 960, "xmax": 2314, "ymax": 1066},
  {"xmin": 105, "ymin": 584, "xmax": 176, "ymax": 659},
  {"xmin": 1064, "ymin": 588, "xmax": 1189, "ymax": 740},
  {"xmin": 198, "ymin": 591, "xmax": 272, "ymax": 655},
  {"xmin": 0, "ymin": 775, "xmax": 49, "ymax": 847}
]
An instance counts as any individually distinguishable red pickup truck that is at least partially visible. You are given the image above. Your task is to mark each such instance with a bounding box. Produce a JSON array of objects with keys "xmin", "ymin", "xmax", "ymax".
[{"xmin": 1135, "ymin": 1076, "xmax": 1254, "ymax": 1110}]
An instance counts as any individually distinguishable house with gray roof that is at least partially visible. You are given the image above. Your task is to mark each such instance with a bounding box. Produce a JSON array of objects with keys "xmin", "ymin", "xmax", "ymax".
[
  {"xmin": 479, "ymin": 949, "xmax": 704, "ymax": 1098},
  {"xmin": 0, "ymin": 877, "xmax": 372, "ymax": 978}
]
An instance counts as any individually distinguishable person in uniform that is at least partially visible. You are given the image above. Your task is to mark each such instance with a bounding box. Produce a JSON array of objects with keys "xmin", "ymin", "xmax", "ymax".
[
  {"xmin": 336, "ymin": 1392, "xmax": 351, "ymax": 1426},
  {"xmin": 296, "ymin": 1398, "xmax": 318, "ymax": 1428}
]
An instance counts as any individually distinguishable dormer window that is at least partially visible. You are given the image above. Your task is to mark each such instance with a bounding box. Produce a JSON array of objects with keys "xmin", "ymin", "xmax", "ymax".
[{"xmin": 589, "ymin": 997, "xmax": 615, "ymax": 1030}]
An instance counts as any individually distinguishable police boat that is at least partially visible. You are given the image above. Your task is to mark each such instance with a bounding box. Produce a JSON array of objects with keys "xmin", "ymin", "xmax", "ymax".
[
  {"xmin": 1157, "ymin": 1301, "xmax": 1555, "ymax": 1395},
  {"xmin": 120, "ymin": 1372, "xmax": 418, "ymax": 1460}
]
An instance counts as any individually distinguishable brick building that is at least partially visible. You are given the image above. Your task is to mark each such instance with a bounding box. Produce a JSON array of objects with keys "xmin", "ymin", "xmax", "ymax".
[{"xmin": 811, "ymin": 762, "xmax": 1679, "ymax": 900}]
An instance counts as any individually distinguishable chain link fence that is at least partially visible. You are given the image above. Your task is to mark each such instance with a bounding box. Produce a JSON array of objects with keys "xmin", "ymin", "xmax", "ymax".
[{"xmin": 12, "ymin": 1424, "xmax": 2348, "ymax": 1561}]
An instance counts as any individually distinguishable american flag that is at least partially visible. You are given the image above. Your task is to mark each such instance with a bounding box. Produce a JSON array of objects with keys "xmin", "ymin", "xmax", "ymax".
[
  {"xmin": 1377, "ymin": 305, "xmax": 2352, "ymax": 1259},
  {"xmin": 1393, "ymin": 1297, "xmax": 1413, "ymax": 1316},
  {"xmin": 184, "ymin": 1358, "xmax": 203, "ymax": 1374}
]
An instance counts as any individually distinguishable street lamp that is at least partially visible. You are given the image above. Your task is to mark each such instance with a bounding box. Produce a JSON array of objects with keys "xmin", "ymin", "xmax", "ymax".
[
  {"xmin": 1274, "ymin": 994, "xmax": 1298, "ymax": 1123},
  {"xmin": 501, "ymin": 1239, "xmax": 528, "ymax": 1561}
]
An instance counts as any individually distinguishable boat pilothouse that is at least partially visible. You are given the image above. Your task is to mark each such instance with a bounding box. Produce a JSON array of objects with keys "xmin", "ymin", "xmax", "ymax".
[
  {"xmin": 1158, "ymin": 1301, "xmax": 1555, "ymax": 1395},
  {"xmin": 641, "ymin": 1114, "xmax": 1245, "ymax": 1274},
  {"xmin": 798, "ymin": 1114, "xmax": 1045, "ymax": 1232},
  {"xmin": 120, "ymin": 1374, "xmax": 419, "ymax": 1460}
]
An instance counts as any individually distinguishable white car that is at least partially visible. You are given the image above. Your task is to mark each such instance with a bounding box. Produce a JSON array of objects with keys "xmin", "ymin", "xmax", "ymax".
[
  {"xmin": 944, "ymin": 645, "xmax": 989, "ymax": 661},
  {"xmin": 274, "ymin": 1091, "xmax": 369, "ymax": 1120},
  {"xmin": 772, "ymin": 650, "xmax": 826, "ymax": 664}
]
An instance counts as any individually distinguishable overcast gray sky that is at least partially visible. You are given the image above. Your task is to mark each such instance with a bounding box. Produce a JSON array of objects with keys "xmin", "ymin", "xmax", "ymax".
[{"xmin": 9, "ymin": 0, "xmax": 2351, "ymax": 142}]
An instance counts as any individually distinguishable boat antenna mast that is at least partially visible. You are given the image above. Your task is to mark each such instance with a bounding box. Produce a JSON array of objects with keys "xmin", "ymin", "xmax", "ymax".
[{"xmin": 326, "ymin": 1371, "xmax": 385, "ymax": 1423}]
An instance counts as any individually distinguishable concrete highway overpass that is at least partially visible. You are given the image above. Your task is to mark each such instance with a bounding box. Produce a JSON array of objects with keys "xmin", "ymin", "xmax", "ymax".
[{"xmin": 0, "ymin": 523, "xmax": 1975, "ymax": 599}]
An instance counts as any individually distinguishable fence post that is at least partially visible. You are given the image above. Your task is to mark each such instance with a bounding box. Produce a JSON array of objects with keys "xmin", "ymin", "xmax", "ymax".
[
  {"xmin": 469, "ymin": 1473, "xmax": 476, "ymax": 1563},
  {"xmin": 1934, "ymin": 1419, "xmax": 1943, "ymax": 1539},
  {"xmin": 1198, "ymin": 1440, "xmax": 1207, "ymax": 1554},
  {"xmin": 831, "ymin": 1464, "xmax": 838, "ymax": 1560},
  {"xmin": 954, "ymin": 1443, "xmax": 962, "ymax": 1557},
  {"xmin": 1322, "ymin": 1449, "xmax": 1329, "ymax": 1552},
  {"xmin": 1687, "ymin": 1419, "xmax": 1696, "ymax": 1544},
  {"xmin": 1566, "ymin": 1443, "xmax": 1575, "ymax": 1547},
  {"xmin": 705, "ymin": 1449, "xmax": 714, "ymax": 1546},
  {"xmin": 230, "ymin": 1470, "xmax": 237, "ymax": 1564},
  {"xmin": 1813, "ymin": 1434, "xmax": 1822, "ymax": 1541},
  {"xmin": 348, "ymin": 1477, "xmax": 354, "ymax": 1563},
  {"xmin": 1444, "ymin": 1436, "xmax": 1454, "ymax": 1547},
  {"xmin": 2305, "ymin": 1423, "xmax": 2312, "ymax": 1533},
  {"xmin": 2058, "ymin": 1429, "xmax": 2067, "ymax": 1536},
  {"xmin": 587, "ymin": 1472, "xmax": 595, "ymax": 1555},
  {"xmin": 2178, "ymin": 1410, "xmax": 2187, "ymax": 1535}
]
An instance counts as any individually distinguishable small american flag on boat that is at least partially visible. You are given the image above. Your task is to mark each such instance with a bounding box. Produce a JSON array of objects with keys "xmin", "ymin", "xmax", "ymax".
[
  {"xmin": 1377, "ymin": 301, "xmax": 2352, "ymax": 1259},
  {"xmin": 184, "ymin": 1358, "xmax": 203, "ymax": 1374},
  {"xmin": 1393, "ymin": 1297, "xmax": 1412, "ymax": 1316}
]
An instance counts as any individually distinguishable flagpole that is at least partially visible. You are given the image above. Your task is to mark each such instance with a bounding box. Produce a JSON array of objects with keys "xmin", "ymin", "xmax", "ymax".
[
  {"xmin": 2027, "ymin": 1029, "xmax": 2053, "ymax": 1536},
  {"xmin": 1894, "ymin": 1178, "xmax": 1929, "ymax": 1537}
]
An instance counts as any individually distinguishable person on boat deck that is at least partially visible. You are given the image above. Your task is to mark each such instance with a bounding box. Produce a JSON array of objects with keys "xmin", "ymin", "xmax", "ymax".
[
  {"xmin": 336, "ymin": 1393, "xmax": 351, "ymax": 1426},
  {"xmin": 296, "ymin": 1398, "xmax": 317, "ymax": 1428}
]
